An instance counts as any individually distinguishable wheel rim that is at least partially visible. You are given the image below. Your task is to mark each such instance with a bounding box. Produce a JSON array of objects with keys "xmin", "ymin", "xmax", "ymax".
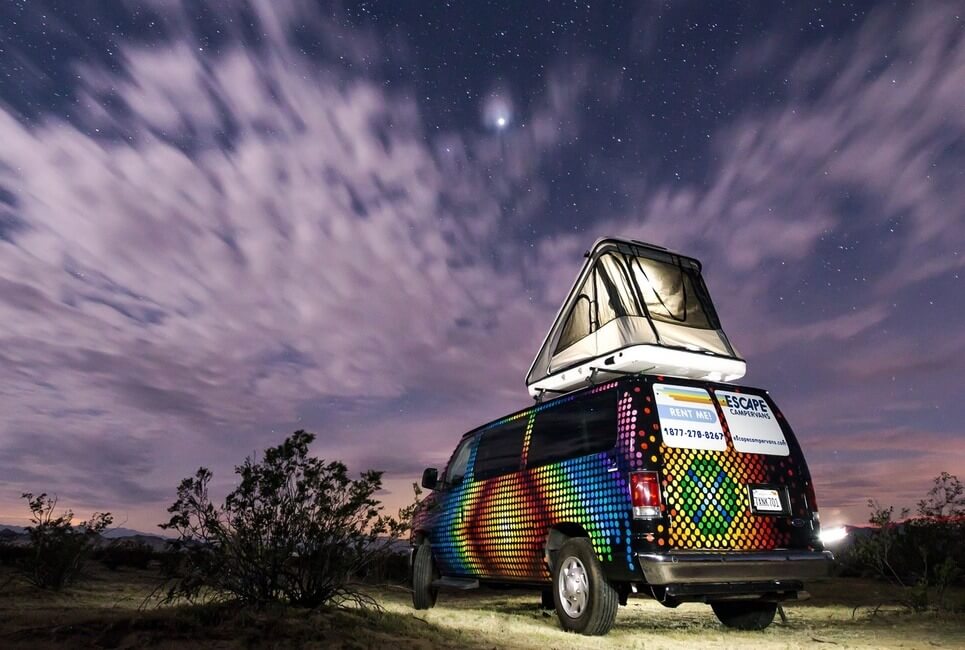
[{"xmin": 557, "ymin": 555, "xmax": 589, "ymax": 618}]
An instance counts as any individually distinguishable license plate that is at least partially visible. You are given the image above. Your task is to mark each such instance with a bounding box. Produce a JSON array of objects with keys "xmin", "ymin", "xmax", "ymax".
[{"xmin": 750, "ymin": 487, "xmax": 785, "ymax": 514}]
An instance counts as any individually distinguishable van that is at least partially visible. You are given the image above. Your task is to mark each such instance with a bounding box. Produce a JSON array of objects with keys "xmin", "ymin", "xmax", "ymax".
[
  {"xmin": 410, "ymin": 375, "xmax": 832, "ymax": 634},
  {"xmin": 410, "ymin": 237, "xmax": 832, "ymax": 634}
]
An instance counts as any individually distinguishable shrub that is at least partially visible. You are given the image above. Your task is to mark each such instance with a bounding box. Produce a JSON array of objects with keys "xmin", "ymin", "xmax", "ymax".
[
  {"xmin": 358, "ymin": 483, "xmax": 422, "ymax": 585},
  {"xmin": 0, "ymin": 542, "xmax": 31, "ymax": 567},
  {"xmin": 17, "ymin": 493, "xmax": 112, "ymax": 589},
  {"xmin": 157, "ymin": 548, "xmax": 186, "ymax": 577},
  {"xmin": 849, "ymin": 473, "xmax": 965, "ymax": 611},
  {"xmin": 362, "ymin": 547, "xmax": 410, "ymax": 584},
  {"xmin": 96, "ymin": 539, "xmax": 156, "ymax": 571},
  {"xmin": 160, "ymin": 430, "xmax": 412, "ymax": 608},
  {"xmin": 918, "ymin": 472, "xmax": 965, "ymax": 518}
]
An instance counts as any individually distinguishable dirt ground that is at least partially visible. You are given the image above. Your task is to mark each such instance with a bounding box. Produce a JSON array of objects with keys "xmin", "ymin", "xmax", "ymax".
[{"xmin": 1, "ymin": 566, "xmax": 963, "ymax": 649}]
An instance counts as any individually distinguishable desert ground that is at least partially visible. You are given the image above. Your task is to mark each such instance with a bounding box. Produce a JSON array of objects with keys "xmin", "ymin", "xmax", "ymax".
[{"xmin": 1, "ymin": 566, "xmax": 963, "ymax": 649}]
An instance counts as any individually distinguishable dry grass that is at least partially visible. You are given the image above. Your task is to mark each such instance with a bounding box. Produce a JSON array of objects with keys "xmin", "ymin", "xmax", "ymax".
[
  {"xmin": 375, "ymin": 582, "xmax": 965, "ymax": 650},
  {"xmin": 1, "ymin": 566, "xmax": 963, "ymax": 649}
]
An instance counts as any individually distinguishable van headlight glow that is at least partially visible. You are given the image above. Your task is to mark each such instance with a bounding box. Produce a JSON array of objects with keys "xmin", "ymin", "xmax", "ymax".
[{"xmin": 819, "ymin": 526, "xmax": 848, "ymax": 545}]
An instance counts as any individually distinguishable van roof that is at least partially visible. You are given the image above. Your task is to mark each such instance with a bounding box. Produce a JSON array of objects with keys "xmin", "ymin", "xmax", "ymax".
[{"xmin": 458, "ymin": 374, "xmax": 769, "ymax": 441}]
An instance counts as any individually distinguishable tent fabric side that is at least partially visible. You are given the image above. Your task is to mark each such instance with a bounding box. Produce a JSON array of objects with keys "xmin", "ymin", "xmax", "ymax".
[
  {"xmin": 525, "ymin": 239, "xmax": 743, "ymax": 392},
  {"xmin": 549, "ymin": 316, "xmax": 657, "ymax": 374}
]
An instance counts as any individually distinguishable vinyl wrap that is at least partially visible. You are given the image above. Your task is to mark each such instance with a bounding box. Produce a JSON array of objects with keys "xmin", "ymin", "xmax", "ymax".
[{"xmin": 415, "ymin": 377, "xmax": 816, "ymax": 582}]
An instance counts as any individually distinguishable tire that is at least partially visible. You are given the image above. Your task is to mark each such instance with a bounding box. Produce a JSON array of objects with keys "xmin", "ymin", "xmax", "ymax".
[
  {"xmin": 551, "ymin": 538, "xmax": 618, "ymax": 635},
  {"xmin": 411, "ymin": 543, "xmax": 439, "ymax": 610},
  {"xmin": 711, "ymin": 601, "xmax": 777, "ymax": 630}
]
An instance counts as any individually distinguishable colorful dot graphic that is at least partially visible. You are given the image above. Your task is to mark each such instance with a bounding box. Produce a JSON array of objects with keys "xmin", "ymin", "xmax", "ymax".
[{"xmin": 414, "ymin": 377, "xmax": 816, "ymax": 581}]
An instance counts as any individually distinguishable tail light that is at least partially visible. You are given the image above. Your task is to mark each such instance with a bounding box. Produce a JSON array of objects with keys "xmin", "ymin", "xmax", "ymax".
[{"xmin": 630, "ymin": 471, "xmax": 662, "ymax": 519}]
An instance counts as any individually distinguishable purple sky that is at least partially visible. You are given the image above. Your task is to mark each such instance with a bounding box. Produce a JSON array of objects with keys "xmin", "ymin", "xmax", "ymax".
[{"xmin": 0, "ymin": 1, "xmax": 963, "ymax": 531}]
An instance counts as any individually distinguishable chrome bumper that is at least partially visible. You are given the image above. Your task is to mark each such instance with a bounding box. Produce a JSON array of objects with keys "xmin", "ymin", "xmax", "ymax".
[{"xmin": 636, "ymin": 550, "xmax": 834, "ymax": 585}]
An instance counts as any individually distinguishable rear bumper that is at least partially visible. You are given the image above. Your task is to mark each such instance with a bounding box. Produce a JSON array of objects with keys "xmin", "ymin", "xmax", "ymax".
[{"xmin": 636, "ymin": 550, "xmax": 833, "ymax": 585}]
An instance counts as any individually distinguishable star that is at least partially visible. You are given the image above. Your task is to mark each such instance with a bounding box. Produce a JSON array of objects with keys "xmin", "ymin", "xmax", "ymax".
[{"xmin": 482, "ymin": 90, "xmax": 513, "ymax": 131}]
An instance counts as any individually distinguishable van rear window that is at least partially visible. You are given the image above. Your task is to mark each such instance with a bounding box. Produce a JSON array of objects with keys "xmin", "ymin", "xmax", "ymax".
[
  {"xmin": 473, "ymin": 418, "xmax": 528, "ymax": 480},
  {"xmin": 527, "ymin": 390, "xmax": 617, "ymax": 468}
]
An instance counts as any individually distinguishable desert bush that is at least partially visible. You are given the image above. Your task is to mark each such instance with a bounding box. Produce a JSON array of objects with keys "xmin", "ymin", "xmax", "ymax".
[
  {"xmin": 160, "ymin": 429, "xmax": 413, "ymax": 609},
  {"xmin": 358, "ymin": 483, "xmax": 422, "ymax": 585},
  {"xmin": 918, "ymin": 471, "xmax": 965, "ymax": 517},
  {"xmin": 157, "ymin": 548, "xmax": 186, "ymax": 577},
  {"xmin": 96, "ymin": 539, "xmax": 156, "ymax": 571},
  {"xmin": 360, "ymin": 545, "xmax": 410, "ymax": 584},
  {"xmin": 849, "ymin": 473, "xmax": 965, "ymax": 611},
  {"xmin": 0, "ymin": 542, "xmax": 31, "ymax": 567},
  {"xmin": 17, "ymin": 492, "xmax": 112, "ymax": 589}
]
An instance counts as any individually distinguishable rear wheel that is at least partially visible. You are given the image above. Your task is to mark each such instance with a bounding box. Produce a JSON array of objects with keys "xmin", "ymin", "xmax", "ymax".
[
  {"xmin": 551, "ymin": 538, "xmax": 618, "ymax": 635},
  {"xmin": 411, "ymin": 543, "xmax": 439, "ymax": 610},
  {"xmin": 711, "ymin": 601, "xmax": 777, "ymax": 630}
]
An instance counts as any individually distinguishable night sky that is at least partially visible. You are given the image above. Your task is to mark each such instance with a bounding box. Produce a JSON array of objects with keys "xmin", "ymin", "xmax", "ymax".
[{"xmin": 0, "ymin": 1, "xmax": 963, "ymax": 531}]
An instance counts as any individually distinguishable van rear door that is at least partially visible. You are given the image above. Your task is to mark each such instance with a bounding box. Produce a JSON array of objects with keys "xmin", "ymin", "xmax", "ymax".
[{"xmin": 649, "ymin": 380, "xmax": 818, "ymax": 552}]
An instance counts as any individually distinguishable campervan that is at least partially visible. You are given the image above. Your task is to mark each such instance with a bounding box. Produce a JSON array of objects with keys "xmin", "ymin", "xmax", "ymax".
[{"xmin": 410, "ymin": 238, "xmax": 831, "ymax": 635}]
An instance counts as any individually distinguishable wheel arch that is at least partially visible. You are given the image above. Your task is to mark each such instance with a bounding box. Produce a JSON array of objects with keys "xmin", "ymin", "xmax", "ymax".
[
  {"xmin": 411, "ymin": 529, "xmax": 430, "ymax": 546},
  {"xmin": 544, "ymin": 523, "xmax": 591, "ymax": 573}
]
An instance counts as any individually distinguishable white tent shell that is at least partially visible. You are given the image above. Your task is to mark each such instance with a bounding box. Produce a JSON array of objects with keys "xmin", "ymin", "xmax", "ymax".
[{"xmin": 526, "ymin": 237, "xmax": 746, "ymax": 399}]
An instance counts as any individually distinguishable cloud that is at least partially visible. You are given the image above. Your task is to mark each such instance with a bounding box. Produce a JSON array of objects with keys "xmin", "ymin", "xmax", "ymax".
[
  {"xmin": 0, "ymin": 0, "xmax": 961, "ymax": 529},
  {"xmin": 809, "ymin": 430, "xmax": 965, "ymax": 518},
  {"xmin": 524, "ymin": 1, "xmax": 965, "ymax": 523},
  {"xmin": 0, "ymin": 1, "xmax": 593, "ymax": 523},
  {"xmin": 0, "ymin": 429, "xmax": 165, "ymax": 505}
]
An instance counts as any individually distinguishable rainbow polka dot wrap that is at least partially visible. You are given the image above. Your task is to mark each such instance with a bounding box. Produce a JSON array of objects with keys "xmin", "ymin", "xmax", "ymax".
[{"xmin": 414, "ymin": 377, "xmax": 818, "ymax": 582}]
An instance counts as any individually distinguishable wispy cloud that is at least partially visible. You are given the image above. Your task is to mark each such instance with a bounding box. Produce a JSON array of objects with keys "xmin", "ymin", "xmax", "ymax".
[
  {"xmin": 527, "ymin": 1, "xmax": 965, "ymax": 521},
  {"xmin": 0, "ymin": 1, "xmax": 961, "ymax": 528},
  {"xmin": 0, "ymin": 1, "xmax": 584, "ymax": 523}
]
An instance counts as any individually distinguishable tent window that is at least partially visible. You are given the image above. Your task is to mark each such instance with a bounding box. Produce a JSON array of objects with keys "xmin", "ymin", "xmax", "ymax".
[
  {"xmin": 555, "ymin": 274, "xmax": 593, "ymax": 353},
  {"xmin": 630, "ymin": 256, "xmax": 717, "ymax": 329},
  {"xmin": 595, "ymin": 254, "xmax": 635, "ymax": 328},
  {"xmin": 551, "ymin": 249, "xmax": 721, "ymax": 360}
]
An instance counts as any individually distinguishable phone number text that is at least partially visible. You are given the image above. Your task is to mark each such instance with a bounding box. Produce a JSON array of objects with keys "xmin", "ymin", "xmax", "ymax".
[{"xmin": 663, "ymin": 427, "xmax": 724, "ymax": 440}]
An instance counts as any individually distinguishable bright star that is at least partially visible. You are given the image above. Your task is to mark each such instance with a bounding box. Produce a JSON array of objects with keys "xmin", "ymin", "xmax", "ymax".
[{"xmin": 482, "ymin": 90, "xmax": 513, "ymax": 131}]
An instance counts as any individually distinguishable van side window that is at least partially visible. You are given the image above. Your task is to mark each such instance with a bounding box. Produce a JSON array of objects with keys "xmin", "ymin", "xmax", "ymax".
[
  {"xmin": 443, "ymin": 437, "xmax": 474, "ymax": 489},
  {"xmin": 473, "ymin": 418, "xmax": 528, "ymax": 481},
  {"xmin": 527, "ymin": 390, "xmax": 617, "ymax": 468}
]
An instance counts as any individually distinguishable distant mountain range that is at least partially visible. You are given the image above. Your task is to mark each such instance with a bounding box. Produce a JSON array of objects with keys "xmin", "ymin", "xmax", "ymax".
[
  {"xmin": 0, "ymin": 524, "xmax": 166, "ymax": 538},
  {"xmin": 105, "ymin": 527, "xmax": 170, "ymax": 539},
  {"xmin": 0, "ymin": 524, "xmax": 173, "ymax": 551}
]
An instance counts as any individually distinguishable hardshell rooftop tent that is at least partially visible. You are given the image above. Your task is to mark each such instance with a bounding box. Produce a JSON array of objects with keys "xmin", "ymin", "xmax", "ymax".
[{"xmin": 526, "ymin": 237, "xmax": 745, "ymax": 399}]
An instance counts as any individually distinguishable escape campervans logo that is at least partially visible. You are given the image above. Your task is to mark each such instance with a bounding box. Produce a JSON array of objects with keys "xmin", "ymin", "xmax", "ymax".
[
  {"xmin": 715, "ymin": 390, "xmax": 790, "ymax": 456},
  {"xmin": 717, "ymin": 394, "xmax": 771, "ymax": 420}
]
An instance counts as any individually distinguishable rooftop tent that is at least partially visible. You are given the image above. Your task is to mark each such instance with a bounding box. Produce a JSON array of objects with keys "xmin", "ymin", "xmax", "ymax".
[{"xmin": 525, "ymin": 238, "xmax": 746, "ymax": 398}]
